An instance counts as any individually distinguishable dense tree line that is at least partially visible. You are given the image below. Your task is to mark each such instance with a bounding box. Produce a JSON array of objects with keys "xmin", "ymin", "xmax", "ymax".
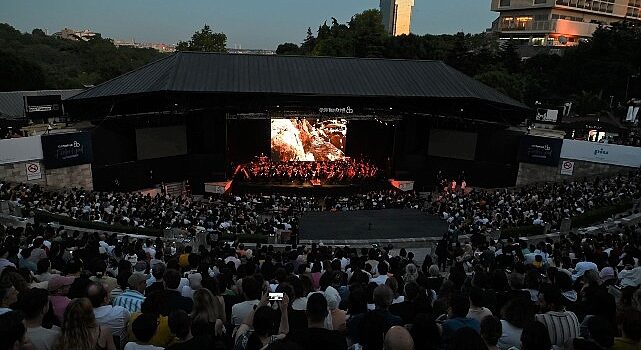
[
  {"xmin": 277, "ymin": 10, "xmax": 641, "ymax": 108},
  {"xmin": 0, "ymin": 23, "xmax": 165, "ymax": 92}
]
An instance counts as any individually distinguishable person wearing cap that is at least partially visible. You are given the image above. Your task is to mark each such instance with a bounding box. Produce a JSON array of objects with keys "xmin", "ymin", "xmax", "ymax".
[
  {"xmin": 48, "ymin": 274, "xmax": 74, "ymax": 323},
  {"xmin": 113, "ymin": 273, "xmax": 147, "ymax": 313},
  {"xmin": 88, "ymin": 282, "xmax": 131, "ymax": 347}
]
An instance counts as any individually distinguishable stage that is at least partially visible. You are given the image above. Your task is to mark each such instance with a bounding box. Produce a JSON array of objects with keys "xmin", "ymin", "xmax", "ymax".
[{"xmin": 299, "ymin": 208, "xmax": 447, "ymax": 242}]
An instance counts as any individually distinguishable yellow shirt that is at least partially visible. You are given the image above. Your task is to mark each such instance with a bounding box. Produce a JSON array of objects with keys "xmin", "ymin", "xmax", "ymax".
[
  {"xmin": 129, "ymin": 313, "xmax": 175, "ymax": 347},
  {"xmin": 179, "ymin": 254, "xmax": 190, "ymax": 268}
]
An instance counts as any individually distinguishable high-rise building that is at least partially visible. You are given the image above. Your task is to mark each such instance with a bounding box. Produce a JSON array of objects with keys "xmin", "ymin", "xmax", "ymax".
[
  {"xmin": 491, "ymin": 0, "xmax": 641, "ymax": 46},
  {"xmin": 380, "ymin": 0, "xmax": 415, "ymax": 36}
]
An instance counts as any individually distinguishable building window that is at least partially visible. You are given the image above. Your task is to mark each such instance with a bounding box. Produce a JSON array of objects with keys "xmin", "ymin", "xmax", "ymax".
[
  {"xmin": 500, "ymin": 0, "xmax": 511, "ymax": 6},
  {"xmin": 534, "ymin": 0, "xmax": 547, "ymax": 4}
]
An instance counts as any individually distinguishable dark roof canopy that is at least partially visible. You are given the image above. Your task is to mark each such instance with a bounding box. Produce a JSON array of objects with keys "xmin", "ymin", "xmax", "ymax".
[
  {"xmin": 0, "ymin": 89, "xmax": 84, "ymax": 119},
  {"xmin": 68, "ymin": 52, "xmax": 527, "ymax": 111}
]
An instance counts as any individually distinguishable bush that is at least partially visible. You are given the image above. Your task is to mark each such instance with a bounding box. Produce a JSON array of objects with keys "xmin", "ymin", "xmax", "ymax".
[
  {"xmin": 500, "ymin": 225, "xmax": 546, "ymax": 239},
  {"xmin": 220, "ymin": 232, "xmax": 268, "ymax": 244},
  {"xmin": 570, "ymin": 202, "xmax": 633, "ymax": 228},
  {"xmin": 33, "ymin": 210, "xmax": 164, "ymax": 237}
]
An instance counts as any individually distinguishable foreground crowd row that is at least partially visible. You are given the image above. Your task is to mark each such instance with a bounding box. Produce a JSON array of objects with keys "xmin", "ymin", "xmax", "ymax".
[{"xmin": 1, "ymin": 213, "xmax": 641, "ymax": 350}]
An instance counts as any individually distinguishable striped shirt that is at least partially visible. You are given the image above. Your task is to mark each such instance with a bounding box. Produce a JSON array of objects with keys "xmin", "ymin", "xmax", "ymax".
[
  {"xmin": 535, "ymin": 311, "xmax": 580, "ymax": 349},
  {"xmin": 112, "ymin": 290, "xmax": 145, "ymax": 313}
]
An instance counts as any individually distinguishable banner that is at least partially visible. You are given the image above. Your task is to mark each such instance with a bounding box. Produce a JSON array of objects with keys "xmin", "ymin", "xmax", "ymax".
[
  {"xmin": 0, "ymin": 136, "xmax": 43, "ymax": 164},
  {"xmin": 560, "ymin": 139, "xmax": 641, "ymax": 167},
  {"xmin": 24, "ymin": 95, "xmax": 62, "ymax": 120},
  {"xmin": 41, "ymin": 132, "xmax": 93, "ymax": 169},
  {"xmin": 517, "ymin": 135, "xmax": 563, "ymax": 166}
]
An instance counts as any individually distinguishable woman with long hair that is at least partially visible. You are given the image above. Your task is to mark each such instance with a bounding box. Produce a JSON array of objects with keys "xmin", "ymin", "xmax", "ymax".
[
  {"xmin": 191, "ymin": 288, "xmax": 225, "ymax": 337},
  {"xmin": 55, "ymin": 298, "xmax": 116, "ymax": 350}
]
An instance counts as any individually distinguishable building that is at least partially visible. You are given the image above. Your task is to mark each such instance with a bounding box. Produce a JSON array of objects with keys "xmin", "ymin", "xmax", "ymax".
[
  {"xmin": 380, "ymin": 0, "xmax": 415, "ymax": 36},
  {"xmin": 52, "ymin": 28, "xmax": 99, "ymax": 41},
  {"xmin": 491, "ymin": 0, "xmax": 641, "ymax": 46},
  {"xmin": 113, "ymin": 39, "xmax": 176, "ymax": 53}
]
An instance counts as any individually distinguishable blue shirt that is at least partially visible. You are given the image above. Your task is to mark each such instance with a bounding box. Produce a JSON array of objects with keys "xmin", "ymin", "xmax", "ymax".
[
  {"xmin": 112, "ymin": 290, "xmax": 145, "ymax": 313},
  {"xmin": 441, "ymin": 317, "xmax": 481, "ymax": 346}
]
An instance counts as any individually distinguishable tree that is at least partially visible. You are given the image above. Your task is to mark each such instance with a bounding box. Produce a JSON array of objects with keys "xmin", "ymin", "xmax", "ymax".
[
  {"xmin": 300, "ymin": 27, "xmax": 316, "ymax": 55},
  {"xmin": 0, "ymin": 50, "xmax": 46, "ymax": 91},
  {"xmin": 276, "ymin": 43, "xmax": 300, "ymax": 55},
  {"xmin": 348, "ymin": 9, "xmax": 387, "ymax": 57},
  {"xmin": 176, "ymin": 25, "xmax": 227, "ymax": 53}
]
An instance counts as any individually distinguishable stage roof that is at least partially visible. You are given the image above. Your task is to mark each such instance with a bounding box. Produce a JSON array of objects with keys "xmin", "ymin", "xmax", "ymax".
[
  {"xmin": 0, "ymin": 89, "xmax": 84, "ymax": 119},
  {"xmin": 68, "ymin": 52, "xmax": 527, "ymax": 110}
]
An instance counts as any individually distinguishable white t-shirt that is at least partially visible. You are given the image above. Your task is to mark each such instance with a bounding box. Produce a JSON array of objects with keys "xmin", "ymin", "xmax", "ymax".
[
  {"xmin": 123, "ymin": 342, "xmax": 164, "ymax": 350},
  {"xmin": 231, "ymin": 300, "xmax": 260, "ymax": 326},
  {"xmin": 26, "ymin": 326, "xmax": 60, "ymax": 350},
  {"xmin": 498, "ymin": 320, "xmax": 522, "ymax": 350}
]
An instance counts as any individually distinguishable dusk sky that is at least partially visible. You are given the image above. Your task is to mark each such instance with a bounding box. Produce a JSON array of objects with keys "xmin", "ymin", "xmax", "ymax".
[{"xmin": 1, "ymin": 1, "xmax": 496, "ymax": 49}]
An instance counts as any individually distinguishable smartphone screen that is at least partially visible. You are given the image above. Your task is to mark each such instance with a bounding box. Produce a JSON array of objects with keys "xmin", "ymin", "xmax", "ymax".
[{"xmin": 269, "ymin": 292, "xmax": 284, "ymax": 301}]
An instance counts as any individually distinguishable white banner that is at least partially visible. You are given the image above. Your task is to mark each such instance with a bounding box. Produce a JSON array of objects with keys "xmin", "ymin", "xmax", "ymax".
[
  {"xmin": 0, "ymin": 136, "xmax": 43, "ymax": 165},
  {"xmin": 560, "ymin": 139, "xmax": 641, "ymax": 167}
]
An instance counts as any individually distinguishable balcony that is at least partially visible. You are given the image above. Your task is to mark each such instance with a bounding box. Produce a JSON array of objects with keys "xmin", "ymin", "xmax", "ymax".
[{"xmin": 497, "ymin": 18, "xmax": 601, "ymax": 37}]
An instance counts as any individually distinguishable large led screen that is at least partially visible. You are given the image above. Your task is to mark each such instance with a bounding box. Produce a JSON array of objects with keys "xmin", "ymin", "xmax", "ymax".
[{"xmin": 271, "ymin": 119, "xmax": 347, "ymax": 161}]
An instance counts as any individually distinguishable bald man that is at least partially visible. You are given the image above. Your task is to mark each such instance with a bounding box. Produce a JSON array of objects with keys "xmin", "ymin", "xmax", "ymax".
[{"xmin": 384, "ymin": 326, "xmax": 415, "ymax": 350}]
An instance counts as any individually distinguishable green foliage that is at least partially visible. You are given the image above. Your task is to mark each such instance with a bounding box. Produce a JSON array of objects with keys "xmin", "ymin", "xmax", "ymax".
[
  {"xmin": 176, "ymin": 25, "xmax": 227, "ymax": 53},
  {"xmin": 570, "ymin": 202, "xmax": 633, "ymax": 229},
  {"xmin": 33, "ymin": 210, "xmax": 164, "ymax": 237},
  {"xmin": 500, "ymin": 225, "xmax": 546, "ymax": 239},
  {"xmin": 0, "ymin": 23, "xmax": 166, "ymax": 91},
  {"xmin": 277, "ymin": 12, "xmax": 641, "ymax": 106},
  {"xmin": 276, "ymin": 43, "xmax": 300, "ymax": 55}
]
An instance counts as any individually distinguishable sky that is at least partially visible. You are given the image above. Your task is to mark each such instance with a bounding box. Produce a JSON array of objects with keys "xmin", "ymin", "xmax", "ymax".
[{"xmin": 1, "ymin": 1, "xmax": 496, "ymax": 49}]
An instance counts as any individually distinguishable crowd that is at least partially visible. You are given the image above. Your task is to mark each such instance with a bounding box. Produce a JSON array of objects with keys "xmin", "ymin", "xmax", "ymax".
[
  {"xmin": 236, "ymin": 158, "xmax": 380, "ymax": 185},
  {"xmin": 2, "ymin": 214, "xmax": 641, "ymax": 350},
  {"xmin": 0, "ymin": 182, "xmax": 420, "ymax": 234},
  {"xmin": 427, "ymin": 170, "xmax": 641, "ymax": 233}
]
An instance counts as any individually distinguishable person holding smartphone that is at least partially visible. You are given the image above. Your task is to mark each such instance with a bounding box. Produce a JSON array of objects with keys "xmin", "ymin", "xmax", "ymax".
[{"xmin": 234, "ymin": 292, "xmax": 289, "ymax": 350}]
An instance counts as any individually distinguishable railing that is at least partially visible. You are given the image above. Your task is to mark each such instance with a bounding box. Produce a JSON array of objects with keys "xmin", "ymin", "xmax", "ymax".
[{"xmin": 498, "ymin": 18, "xmax": 600, "ymax": 37}]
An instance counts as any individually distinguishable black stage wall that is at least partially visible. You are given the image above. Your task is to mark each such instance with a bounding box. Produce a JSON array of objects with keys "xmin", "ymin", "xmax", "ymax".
[
  {"xmin": 91, "ymin": 111, "xmax": 226, "ymax": 193},
  {"xmin": 394, "ymin": 118, "xmax": 521, "ymax": 190}
]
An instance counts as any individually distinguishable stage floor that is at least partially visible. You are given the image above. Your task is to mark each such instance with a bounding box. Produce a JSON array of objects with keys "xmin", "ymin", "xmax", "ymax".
[{"xmin": 299, "ymin": 209, "xmax": 448, "ymax": 241}]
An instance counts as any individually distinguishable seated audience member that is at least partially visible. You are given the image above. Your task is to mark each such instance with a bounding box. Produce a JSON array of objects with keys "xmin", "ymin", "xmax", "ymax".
[
  {"xmin": 0, "ymin": 283, "xmax": 18, "ymax": 315},
  {"xmin": 231, "ymin": 276, "xmax": 261, "ymax": 326},
  {"xmin": 113, "ymin": 273, "xmax": 147, "ymax": 313},
  {"xmin": 87, "ymin": 282, "xmax": 131, "ymax": 346},
  {"xmin": 22, "ymin": 288, "xmax": 59, "ymax": 350},
  {"xmin": 498, "ymin": 297, "xmax": 533, "ymax": 350},
  {"xmin": 167, "ymin": 310, "xmax": 223, "ymax": 350},
  {"xmin": 384, "ymin": 325, "xmax": 415, "ymax": 350},
  {"xmin": 0, "ymin": 311, "xmax": 29, "ymax": 350},
  {"xmin": 56, "ymin": 298, "xmax": 116, "ymax": 350},
  {"xmin": 613, "ymin": 310, "xmax": 641, "ymax": 350},
  {"xmin": 285, "ymin": 293, "xmax": 347, "ymax": 350},
  {"xmin": 449, "ymin": 327, "xmax": 488, "ymax": 350},
  {"xmin": 535, "ymin": 285, "xmax": 580, "ymax": 349},
  {"xmin": 467, "ymin": 287, "xmax": 493, "ymax": 323},
  {"xmin": 47, "ymin": 275, "xmax": 74, "ymax": 323},
  {"xmin": 235, "ymin": 292, "xmax": 289, "ymax": 350},
  {"xmin": 441, "ymin": 293, "xmax": 481, "ymax": 347},
  {"xmin": 164, "ymin": 269, "xmax": 193, "ymax": 314},
  {"xmin": 145, "ymin": 262, "xmax": 166, "ymax": 296},
  {"xmin": 520, "ymin": 321, "xmax": 552, "ymax": 350},
  {"xmin": 123, "ymin": 313, "xmax": 163, "ymax": 350},
  {"xmin": 128, "ymin": 292, "xmax": 173, "ymax": 347},
  {"xmin": 481, "ymin": 316, "xmax": 502, "ymax": 350}
]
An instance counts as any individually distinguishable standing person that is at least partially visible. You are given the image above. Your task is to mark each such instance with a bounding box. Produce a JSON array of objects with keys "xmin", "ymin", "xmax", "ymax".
[{"xmin": 55, "ymin": 298, "xmax": 116, "ymax": 350}]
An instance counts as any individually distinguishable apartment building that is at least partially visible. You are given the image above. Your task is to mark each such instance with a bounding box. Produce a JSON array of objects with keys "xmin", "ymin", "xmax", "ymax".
[{"xmin": 491, "ymin": 0, "xmax": 641, "ymax": 46}]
